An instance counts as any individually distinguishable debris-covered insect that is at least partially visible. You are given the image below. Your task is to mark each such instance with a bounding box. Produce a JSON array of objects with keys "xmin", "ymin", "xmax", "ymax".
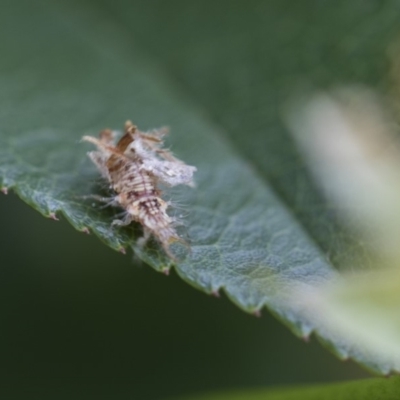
[{"xmin": 82, "ymin": 120, "xmax": 196, "ymax": 259}]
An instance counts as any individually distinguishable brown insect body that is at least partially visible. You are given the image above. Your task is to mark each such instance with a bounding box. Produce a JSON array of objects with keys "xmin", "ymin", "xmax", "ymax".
[{"xmin": 83, "ymin": 121, "xmax": 196, "ymax": 259}]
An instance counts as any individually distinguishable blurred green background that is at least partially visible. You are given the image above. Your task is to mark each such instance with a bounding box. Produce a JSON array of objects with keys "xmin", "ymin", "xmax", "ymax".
[{"xmin": 2, "ymin": 0, "xmax": 397, "ymax": 398}]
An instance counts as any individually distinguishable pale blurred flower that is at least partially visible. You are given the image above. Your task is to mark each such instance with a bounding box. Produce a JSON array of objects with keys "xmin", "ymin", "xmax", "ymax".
[{"xmin": 286, "ymin": 87, "xmax": 400, "ymax": 373}]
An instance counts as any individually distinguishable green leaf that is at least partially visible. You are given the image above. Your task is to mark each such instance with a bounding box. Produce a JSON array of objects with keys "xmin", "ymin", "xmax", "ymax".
[
  {"xmin": 1, "ymin": 0, "xmax": 400, "ymax": 373},
  {"xmin": 107, "ymin": 0, "xmax": 398, "ymax": 270},
  {"xmin": 171, "ymin": 377, "xmax": 400, "ymax": 400}
]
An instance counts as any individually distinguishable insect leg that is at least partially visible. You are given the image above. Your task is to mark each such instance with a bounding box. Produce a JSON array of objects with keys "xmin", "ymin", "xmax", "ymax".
[{"xmin": 112, "ymin": 214, "xmax": 133, "ymax": 227}]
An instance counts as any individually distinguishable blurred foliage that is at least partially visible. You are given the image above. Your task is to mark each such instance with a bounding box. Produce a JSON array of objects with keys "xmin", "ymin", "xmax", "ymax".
[{"xmin": 177, "ymin": 377, "xmax": 400, "ymax": 400}]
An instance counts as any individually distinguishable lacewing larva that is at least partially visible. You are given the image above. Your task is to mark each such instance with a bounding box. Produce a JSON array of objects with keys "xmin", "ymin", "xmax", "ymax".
[{"xmin": 83, "ymin": 120, "xmax": 196, "ymax": 259}]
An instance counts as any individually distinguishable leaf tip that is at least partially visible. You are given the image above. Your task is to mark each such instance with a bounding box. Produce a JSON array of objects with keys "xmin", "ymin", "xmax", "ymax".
[
  {"xmin": 302, "ymin": 335, "xmax": 310, "ymax": 343},
  {"xmin": 162, "ymin": 268, "xmax": 170, "ymax": 276},
  {"xmin": 80, "ymin": 227, "xmax": 90, "ymax": 235},
  {"xmin": 118, "ymin": 247, "xmax": 126, "ymax": 255},
  {"xmin": 1, "ymin": 187, "xmax": 8, "ymax": 195},
  {"xmin": 48, "ymin": 212, "xmax": 59, "ymax": 221},
  {"xmin": 252, "ymin": 309, "xmax": 262, "ymax": 318},
  {"xmin": 211, "ymin": 290, "xmax": 220, "ymax": 298}
]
